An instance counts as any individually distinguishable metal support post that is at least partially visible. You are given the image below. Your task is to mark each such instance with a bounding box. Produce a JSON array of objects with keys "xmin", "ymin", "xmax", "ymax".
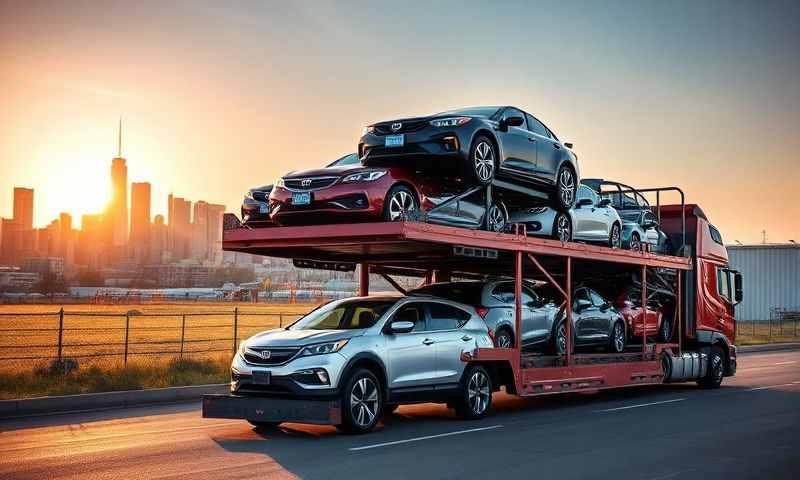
[{"xmin": 359, "ymin": 263, "xmax": 370, "ymax": 296}]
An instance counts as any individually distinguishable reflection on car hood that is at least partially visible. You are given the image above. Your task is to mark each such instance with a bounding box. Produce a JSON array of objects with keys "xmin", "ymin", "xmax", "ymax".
[
  {"xmin": 250, "ymin": 184, "xmax": 273, "ymax": 192},
  {"xmin": 283, "ymin": 165, "xmax": 369, "ymax": 179},
  {"xmin": 245, "ymin": 328, "xmax": 364, "ymax": 348}
]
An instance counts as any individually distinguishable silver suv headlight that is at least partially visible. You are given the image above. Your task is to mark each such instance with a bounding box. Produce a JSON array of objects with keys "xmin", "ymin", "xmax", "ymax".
[{"xmin": 298, "ymin": 339, "xmax": 349, "ymax": 357}]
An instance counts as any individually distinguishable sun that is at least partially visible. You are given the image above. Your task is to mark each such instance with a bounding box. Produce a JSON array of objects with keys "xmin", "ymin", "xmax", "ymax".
[{"xmin": 37, "ymin": 155, "xmax": 111, "ymax": 228}]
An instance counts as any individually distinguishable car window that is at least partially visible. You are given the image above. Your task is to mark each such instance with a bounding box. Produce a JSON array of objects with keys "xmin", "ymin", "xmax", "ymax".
[
  {"xmin": 410, "ymin": 282, "xmax": 485, "ymax": 306},
  {"xmin": 643, "ymin": 211, "xmax": 658, "ymax": 226},
  {"xmin": 577, "ymin": 185, "xmax": 597, "ymax": 204},
  {"xmin": 546, "ymin": 127, "xmax": 559, "ymax": 141},
  {"xmin": 501, "ymin": 107, "xmax": 527, "ymax": 129},
  {"xmin": 392, "ymin": 304, "xmax": 426, "ymax": 332},
  {"xmin": 716, "ymin": 267, "xmax": 731, "ymax": 302},
  {"xmin": 588, "ymin": 290, "xmax": 606, "ymax": 307},
  {"xmin": 709, "ymin": 225, "xmax": 724, "ymax": 245},
  {"xmin": 289, "ymin": 299, "xmax": 395, "ymax": 330},
  {"xmin": 492, "ymin": 283, "xmax": 534, "ymax": 304},
  {"xmin": 327, "ymin": 153, "xmax": 360, "ymax": 167},
  {"xmin": 427, "ymin": 303, "xmax": 471, "ymax": 330},
  {"xmin": 525, "ymin": 114, "xmax": 549, "ymax": 137},
  {"xmin": 573, "ymin": 288, "xmax": 591, "ymax": 308}
]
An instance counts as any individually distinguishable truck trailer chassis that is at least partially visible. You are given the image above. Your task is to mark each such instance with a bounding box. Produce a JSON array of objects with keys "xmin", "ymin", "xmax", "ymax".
[{"xmin": 204, "ymin": 216, "xmax": 724, "ymax": 426}]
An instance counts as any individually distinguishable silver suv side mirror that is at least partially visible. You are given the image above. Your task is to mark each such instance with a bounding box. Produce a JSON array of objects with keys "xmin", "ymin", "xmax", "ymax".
[{"xmin": 388, "ymin": 320, "xmax": 415, "ymax": 334}]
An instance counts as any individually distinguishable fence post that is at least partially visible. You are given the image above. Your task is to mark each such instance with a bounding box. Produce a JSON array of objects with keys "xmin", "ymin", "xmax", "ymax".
[
  {"xmin": 124, "ymin": 313, "xmax": 130, "ymax": 367},
  {"xmin": 179, "ymin": 314, "xmax": 186, "ymax": 360},
  {"xmin": 233, "ymin": 307, "xmax": 239, "ymax": 355},
  {"xmin": 279, "ymin": 312, "xmax": 283, "ymax": 328},
  {"xmin": 57, "ymin": 308, "xmax": 64, "ymax": 361},
  {"xmin": 769, "ymin": 315, "xmax": 772, "ymax": 340}
]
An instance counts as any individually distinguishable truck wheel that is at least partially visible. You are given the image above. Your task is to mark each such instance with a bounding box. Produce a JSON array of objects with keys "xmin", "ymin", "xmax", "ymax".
[
  {"xmin": 338, "ymin": 369, "xmax": 382, "ymax": 434},
  {"xmin": 454, "ymin": 364, "xmax": 493, "ymax": 420},
  {"xmin": 697, "ymin": 346, "xmax": 725, "ymax": 389},
  {"xmin": 609, "ymin": 320, "xmax": 626, "ymax": 353},
  {"xmin": 658, "ymin": 315, "xmax": 672, "ymax": 343}
]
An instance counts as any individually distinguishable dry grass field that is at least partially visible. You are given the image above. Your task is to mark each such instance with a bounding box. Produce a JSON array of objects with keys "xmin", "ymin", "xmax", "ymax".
[{"xmin": 0, "ymin": 302, "xmax": 318, "ymax": 373}]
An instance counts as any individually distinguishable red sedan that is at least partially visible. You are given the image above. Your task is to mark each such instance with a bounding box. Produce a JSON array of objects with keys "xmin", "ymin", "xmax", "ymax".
[{"xmin": 615, "ymin": 289, "xmax": 672, "ymax": 343}]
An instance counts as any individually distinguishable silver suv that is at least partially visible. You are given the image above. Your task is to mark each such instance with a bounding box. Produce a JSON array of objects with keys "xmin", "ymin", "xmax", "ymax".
[{"xmin": 232, "ymin": 295, "xmax": 495, "ymax": 433}]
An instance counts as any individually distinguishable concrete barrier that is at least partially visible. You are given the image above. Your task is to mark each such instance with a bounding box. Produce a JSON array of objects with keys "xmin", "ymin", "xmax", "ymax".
[{"xmin": 0, "ymin": 383, "xmax": 229, "ymax": 419}]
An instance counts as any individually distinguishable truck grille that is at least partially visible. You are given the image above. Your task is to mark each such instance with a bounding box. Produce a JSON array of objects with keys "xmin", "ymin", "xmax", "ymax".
[
  {"xmin": 374, "ymin": 120, "xmax": 428, "ymax": 135},
  {"xmin": 243, "ymin": 347, "xmax": 301, "ymax": 366},
  {"xmin": 283, "ymin": 177, "xmax": 338, "ymax": 191}
]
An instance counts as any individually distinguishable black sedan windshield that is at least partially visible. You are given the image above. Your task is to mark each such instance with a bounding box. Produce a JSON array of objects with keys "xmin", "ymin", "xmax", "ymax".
[
  {"xmin": 289, "ymin": 299, "xmax": 395, "ymax": 330},
  {"xmin": 435, "ymin": 106, "xmax": 500, "ymax": 118}
]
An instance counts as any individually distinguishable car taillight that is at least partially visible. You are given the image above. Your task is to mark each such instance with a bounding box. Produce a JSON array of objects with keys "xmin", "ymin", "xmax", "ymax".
[{"xmin": 476, "ymin": 307, "xmax": 489, "ymax": 318}]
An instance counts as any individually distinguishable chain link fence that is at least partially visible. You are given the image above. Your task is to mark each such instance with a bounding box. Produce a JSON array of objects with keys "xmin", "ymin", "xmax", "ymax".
[
  {"xmin": 736, "ymin": 308, "xmax": 800, "ymax": 342},
  {"xmin": 0, "ymin": 308, "xmax": 305, "ymax": 373}
]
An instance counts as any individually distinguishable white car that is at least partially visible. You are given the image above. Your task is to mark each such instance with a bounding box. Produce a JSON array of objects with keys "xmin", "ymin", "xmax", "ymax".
[{"xmin": 509, "ymin": 184, "xmax": 623, "ymax": 248}]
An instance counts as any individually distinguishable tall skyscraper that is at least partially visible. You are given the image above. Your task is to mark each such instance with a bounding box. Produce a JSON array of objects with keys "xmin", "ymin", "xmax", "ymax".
[
  {"xmin": 191, "ymin": 201, "xmax": 209, "ymax": 260},
  {"xmin": 206, "ymin": 203, "xmax": 225, "ymax": 264},
  {"xmin": 149, "ymin": 214, "xmax": 168, "ymax": 264},
  {"xmin": 130, "ymin": 182, "xmax": 151, "ymax": 262},
  {"xmin": 168, "ymin": 194, "xmax": 191, "ymax": 261},
  {"xmin": 109, "ymin": 120, "xmax": 128, "ymax": 248},
  {"xmin": 13, "ymin": 188, "xmax": 33, "ymax": 230}
]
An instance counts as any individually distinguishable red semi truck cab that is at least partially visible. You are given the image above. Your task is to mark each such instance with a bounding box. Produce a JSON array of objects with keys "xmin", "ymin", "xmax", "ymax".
[{"xmin": 661, "ymin": 204, "xmax": 743, "ymax": 376}]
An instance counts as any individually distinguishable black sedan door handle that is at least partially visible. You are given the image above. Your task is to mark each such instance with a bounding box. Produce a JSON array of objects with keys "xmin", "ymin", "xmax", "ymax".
[
  {"xmin": 552, "ymin": 143, "xmax": 561, "ymax": 149},
  {"xmin": 527, "ymin": 137, "xmax": 536, "ymax": 142}
]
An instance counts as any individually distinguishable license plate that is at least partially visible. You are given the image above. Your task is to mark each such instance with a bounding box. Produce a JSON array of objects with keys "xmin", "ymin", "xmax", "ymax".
[
  {"xmin": 259, "ymin": 203, "xmax": 268, "ymax": 214},
  {"xmin": 292, "ymin": 192, "xmax": 311, "ymax": 205},
  {"xmin": 252, "ymin": 370, "xmax": 271, "ymax": 385},
  {"xmin": 385, "ymin": 134, "xmax": 404, "ymax": 147}
]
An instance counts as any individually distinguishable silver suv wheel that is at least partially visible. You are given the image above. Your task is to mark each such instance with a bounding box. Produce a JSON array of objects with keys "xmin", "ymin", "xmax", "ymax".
[
  {"xmin": 350, "ymin": 377, "xmax": 379, "ymax": 428},
  {"xmin": 468, "ymin": 370, "xmax": 491, "ymax": 415}
]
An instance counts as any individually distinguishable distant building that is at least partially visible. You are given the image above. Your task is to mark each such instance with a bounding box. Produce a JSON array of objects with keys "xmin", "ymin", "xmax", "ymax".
[
  {"xmin": 13, "ymin": 187, "xmax": 33, "ymax": 230},
  {"xmin": 130, "ymin": 182, "xmax": 151, "ymax": 262},
  {"xmin": 76, "ymin": 214, "xmax": 104, "ymax": 270},
  {"xmin": 206, "ymin": 203, "xmax": 225, "ymax": 264},
  {"xmin": 168, "ymin": 194, "xmax": 192, "ymax": 260},
  {"xmin": 22, "ymin": 257, "xmax": 64, "ymax": 279},
  {"xmin": 192, "ymin": 201, "xmax": 209, "ymax": 260},
  {"xmin": 149, "ymin": 214, "xmax": 168, "ymax": 264},
  {"xmin": 728, "ymin": 243, "xmax": 800, "ymax": 321},
  {"xmin": 150, "ymin": 264, "xmax": 210, "ymax": 287},
  {"xmin": 0, "ymin": 267, "xmax": 39, "ymax": 290}
]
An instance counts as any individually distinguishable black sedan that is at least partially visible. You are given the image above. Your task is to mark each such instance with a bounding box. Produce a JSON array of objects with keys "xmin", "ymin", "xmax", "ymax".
[{"xmin": 359, "ymin": 106, "xmax": 579, "ymax": 210}]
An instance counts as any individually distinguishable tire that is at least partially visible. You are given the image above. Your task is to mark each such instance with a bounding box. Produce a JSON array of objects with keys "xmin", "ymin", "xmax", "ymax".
[
  {"xmin": 454, "ymin": 364, "xmax": 493, "ymax": 420},
  {"xmin": 552, "ymin": 211, "xmax": 572, "ymax": 242},
  {"xmin": 629, "ymin": 232, "xmax": 642, "ymax": 252},
  {"xmin": 383, "ymin": 185, "xmax": 418, "ymax": 222},
  {"xmin": 658, "ymin": 314, "xmax": 672, "ymax": 343},
  {"xmin": 467, "ymin": 135, "xmax": 496, "ymax": 185},
  {"xmin": 485, "ymin": 201, "xmax": 508, "ymax": 232},
  {"xmin": 549, "ymin": 318, "xmax": 574, "ymax": 355},
  {"xmin": 609, "ymin": 223, "xmax": 622, "ymax": 248},
  {"xmin": 553, "ymin": 165, "xmax": 577, "ymax": 211},
  {"xmin": 337, "ymin": 369, "xmax": 382, "ymax": 434},
  {"xmin": 248, "ymin": 420, "xmax": 281, "ymax": 429},
  {"xmin": 495, "ymin": 328, "xmax": 514, "ymax": 348},
  {"xmin": 697, "ymin": 346, "xmax": 725, "ymax": 389},
  {"xmin": 609, "ymin": 320, "xmax": 626, "ymax": 353}
]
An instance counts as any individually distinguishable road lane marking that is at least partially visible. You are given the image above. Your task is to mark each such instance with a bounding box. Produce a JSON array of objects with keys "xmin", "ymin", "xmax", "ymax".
[
  {"xmin": 773, "ymin": 361, "xmax": 797, "ymax": 365},
  {"xmin": 594, "ymin": 398, "xmax": 686, "ymax": 413},
  {"xmin": 349, "ymin": 425, "xmax": 503, "ymax": 451},
  {"xmin": 747, "ymin": 382, "xmax": 800, "ymax": 391}
]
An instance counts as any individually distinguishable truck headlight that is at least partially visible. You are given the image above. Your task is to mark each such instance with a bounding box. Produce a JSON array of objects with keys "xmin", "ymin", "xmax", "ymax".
[
  {"xmin": 429, "ymin": 116, "xmax": 471, "ymax": 128},
  {"xmin": 341, "ymin": 171, "xmax": 387, "ymax": 183},
  {"xmin": 298, "ymin": 339, "xmax": 349, "ymax": 357},
  {"xmin": 362, "ymin": 126, "xmax": 375, "ymax": 135}
]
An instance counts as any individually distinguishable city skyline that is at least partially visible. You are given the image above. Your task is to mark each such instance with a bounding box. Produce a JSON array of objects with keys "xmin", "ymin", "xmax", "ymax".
[{"xmin": 1, "ymin": 1, "xmax": 799, "ymax": 243}]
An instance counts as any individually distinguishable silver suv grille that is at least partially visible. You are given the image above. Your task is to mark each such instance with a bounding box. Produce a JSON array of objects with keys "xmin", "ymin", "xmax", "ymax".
[{"xmin": 243, "ymin": 347, "xmax": 301, "ymax": 366}]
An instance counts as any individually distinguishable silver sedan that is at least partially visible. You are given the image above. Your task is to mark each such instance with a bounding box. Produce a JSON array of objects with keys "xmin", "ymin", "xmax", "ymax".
[{"xmin": 509, "ymin": 184, "xmax": 623, "ymax": 248}]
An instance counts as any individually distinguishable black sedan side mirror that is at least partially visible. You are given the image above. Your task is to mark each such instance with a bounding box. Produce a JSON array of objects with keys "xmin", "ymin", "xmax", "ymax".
[
  {"xmin": 500, "ymin": 116, "xmax": 524, "ymax": 130},
  {"xmin": 564, "ymin": 142, "xmax": 574, "ymax": 149},
  {"xmin": 576, "ymin": 198, "xmax": 593, "ymax": 208}
]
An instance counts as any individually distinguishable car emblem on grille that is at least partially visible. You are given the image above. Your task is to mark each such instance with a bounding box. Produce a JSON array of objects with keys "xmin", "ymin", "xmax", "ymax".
[
  {"xmin": 391, "ymin": 122, "xmax": 402, "ymax": 132},
  {"xmin": 301, "ymin": 179, "xmax": 312, "ymax": 188},
  {"xmin": 257, "ymin": 350, "xmax": 271, "ymax": 359}
]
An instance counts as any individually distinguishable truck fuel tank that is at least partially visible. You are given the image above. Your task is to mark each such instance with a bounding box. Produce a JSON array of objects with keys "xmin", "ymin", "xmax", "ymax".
[{"xmin": 663, "ymin": 351, "xmax": 708, "ymax": 382}]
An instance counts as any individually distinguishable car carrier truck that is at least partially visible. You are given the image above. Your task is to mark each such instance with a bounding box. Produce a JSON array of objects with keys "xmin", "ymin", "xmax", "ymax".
[{"xmin": 202, "ymin": 191, "xmax": 742, "ymax": 431}]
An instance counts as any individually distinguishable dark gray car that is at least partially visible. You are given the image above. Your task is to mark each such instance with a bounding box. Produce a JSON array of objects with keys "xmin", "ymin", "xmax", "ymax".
[{"xmin": 411, "ymin": 281, "xmax": 627, "ymax": 354}]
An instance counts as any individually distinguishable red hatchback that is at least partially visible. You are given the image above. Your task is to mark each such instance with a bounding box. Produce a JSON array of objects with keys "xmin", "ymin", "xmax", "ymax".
[
  {"xmin": 615, "ymin": 288, "xmax": 672, "ymax": 343},
  {"xmin": 268, "ymin": 153, "xmax": 434, "ymax": 226}
]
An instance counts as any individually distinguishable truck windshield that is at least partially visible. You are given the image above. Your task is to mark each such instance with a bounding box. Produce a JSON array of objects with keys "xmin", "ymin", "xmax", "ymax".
[{"xmin": 288, "ymin": 299, "xmax": 395, "ymax": 330}]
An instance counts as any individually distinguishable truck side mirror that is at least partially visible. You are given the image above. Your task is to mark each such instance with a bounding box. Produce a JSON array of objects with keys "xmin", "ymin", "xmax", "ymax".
[{"xmin": 733, "ymin": 271, "xmax": 743, "ymax": 305}]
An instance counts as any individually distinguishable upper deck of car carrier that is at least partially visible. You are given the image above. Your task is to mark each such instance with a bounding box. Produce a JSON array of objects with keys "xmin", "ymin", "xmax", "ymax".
[{"xmin": 222, "ymin": 217, "xmax": 692, "ymax": 397}]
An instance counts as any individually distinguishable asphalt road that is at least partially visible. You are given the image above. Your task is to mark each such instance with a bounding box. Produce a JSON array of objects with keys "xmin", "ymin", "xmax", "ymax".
[{"xmin": 1, "ymin": 349, "xmax": 798, "ymax": 480}]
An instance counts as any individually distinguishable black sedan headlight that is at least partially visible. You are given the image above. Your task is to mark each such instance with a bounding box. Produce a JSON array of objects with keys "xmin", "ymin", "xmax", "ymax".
[{"xmin": 429, "ymin": 116, "xmax": 472, "ymax": 128}]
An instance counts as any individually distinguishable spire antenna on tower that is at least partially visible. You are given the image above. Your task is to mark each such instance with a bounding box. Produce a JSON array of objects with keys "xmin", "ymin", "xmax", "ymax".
[{"xmin": 117, "ymin": 117, "xmax": 122, "ymax": 158}]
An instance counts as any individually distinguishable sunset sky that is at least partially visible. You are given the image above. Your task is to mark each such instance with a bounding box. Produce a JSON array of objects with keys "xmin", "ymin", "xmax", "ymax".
[{"xmin": 1, "ymin": 0, "xmax": 798, "ymax": 243}]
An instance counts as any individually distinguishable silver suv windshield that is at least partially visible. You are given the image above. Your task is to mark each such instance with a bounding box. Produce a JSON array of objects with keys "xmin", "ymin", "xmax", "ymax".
[{"xmin": 288, "ymin": 299, "xmax": 396, "ymax": 331}]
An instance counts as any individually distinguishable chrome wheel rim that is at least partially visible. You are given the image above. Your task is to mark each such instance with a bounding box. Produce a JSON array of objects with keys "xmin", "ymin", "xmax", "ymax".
[
  {"xmin": 661, "ymin": 319, "xmax": 670, "ymax": 341},
  {"xmin": 487, "ymin": 204, "xmax": 506, "ymax": 232},
  {"xmin": 712, "ymin": 354, "xmax": 723, "ymax": 383},
  {"xmin": 467, "ymin": 370, "xmax": 490, "ymax": 415},
  {"xmin": 630, "ymin": 235, "xmax": 641, "ymax": 252},
  {"xmin": 611, "ymin": 225, "xmax": 621, "ymax": 248},
  {"xmin": 613, "ymin": 323, "xmax": 625, "ymax": 352},
  {"xmin": 497, "ymin": 333, "xmax": 512, "ymax": 348},
  {"xmin": 558, "ymin": 169, "xmax": 575, "ymax": 206},
  {"xmin": 556, "ymin": 214, "xmax": 571, "ymax": 242},
  {"xmin": 557, "ymin": 324, "xmax": 567, "ymax": 354},
  {"xmin": 350, "ymin": 377, "xmax": 379, "ymax": 428},
  {"xmin": 473, "ymin": 141, "xmax": 495, "ymax": 182},
  {"xmin": 388, "ymin": 190, "xmax": 415, "ymax": 221}
]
